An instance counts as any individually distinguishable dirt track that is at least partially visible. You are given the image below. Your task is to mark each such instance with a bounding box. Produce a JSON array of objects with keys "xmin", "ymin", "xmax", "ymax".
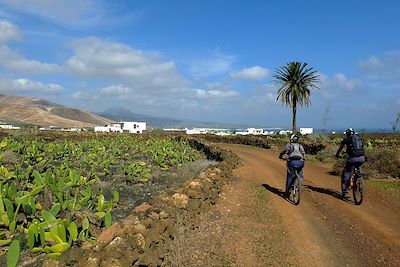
[{"xmin": 188, "ymin": 144, "xmax": 400, "ymax": 266}]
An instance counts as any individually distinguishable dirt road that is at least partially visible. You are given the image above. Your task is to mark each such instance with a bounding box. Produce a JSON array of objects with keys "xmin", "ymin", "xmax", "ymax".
[{"xmin": 187, "ymin": 144, "xmax": 400, "ymax": 266}]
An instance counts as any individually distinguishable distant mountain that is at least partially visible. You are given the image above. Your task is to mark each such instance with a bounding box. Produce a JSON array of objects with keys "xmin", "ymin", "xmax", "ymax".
[
  {"xmin": 0, "ymin": 94, "xmax": 112, "ymax": 127},
  {"xmin": 98, "ymin": 107, "xmax": 254, "ymax": 129}
]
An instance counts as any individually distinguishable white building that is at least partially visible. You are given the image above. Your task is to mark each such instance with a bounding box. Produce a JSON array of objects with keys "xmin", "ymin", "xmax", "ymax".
[
  {"xmin": 94, "ymin": 124, "xmax": 123, "ymax": 133},
  {"xmin": 300, "ymin": 128, "xmax": 313, "ymax": 135},
  {"xmin": 279, "ymin": 130, "xmax": 293, "ymax": 135},
  {"xmin": 121, "ymin": 122, "xmax": 146, "ymax": 133},
  {"xmin": 94, "ymin": 122, "xmax": 146, "ymax": 133},
  {"xmin": 185, "ymin": 128, "xmax": 231, "ymax": 135},
  {"xmin": 0, "ymin": 124, "xmax": 20, "ymax": 130},
  {"xmin": 236, "ymin": 128, "xmax": 265, "ymax": 135}
]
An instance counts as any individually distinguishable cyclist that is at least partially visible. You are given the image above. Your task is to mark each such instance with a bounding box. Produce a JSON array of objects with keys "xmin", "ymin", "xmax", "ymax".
[
  {"xmin": 335, "ymin": 128, "xmax": 366, "ymax": 194},
  {"xmin": 279, "ymin": 133, "xmax": 306, "ymax": 197}
]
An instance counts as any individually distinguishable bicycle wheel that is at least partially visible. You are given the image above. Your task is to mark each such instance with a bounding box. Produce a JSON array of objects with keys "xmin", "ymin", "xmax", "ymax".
[
  {"xmin": 292, "ymin": 175, "xmax": 301, "ymax": 205},
  {"xmin": 353, "ymin": 174, "xmax": 364, "ymax": 205}
]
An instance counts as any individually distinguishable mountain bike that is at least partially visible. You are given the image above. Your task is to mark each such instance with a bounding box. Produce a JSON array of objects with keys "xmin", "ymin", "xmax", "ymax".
[
  {"xmin": 341, "ymin": 165, "xmax": 365, "ymax": 205},
  {"xmin": 288, "ymin": 166, "xmax": 302, "ymax": 205}
]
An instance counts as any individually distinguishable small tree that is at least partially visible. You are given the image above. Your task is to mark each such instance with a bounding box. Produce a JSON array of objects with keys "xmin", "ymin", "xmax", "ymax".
[
  {"xmin": 390, "ymin": 112, "xmax": 400, "ymax": 133},
  {"xmin": 274, "ymin": 62, "xmax": 320, "ymax": 133}
]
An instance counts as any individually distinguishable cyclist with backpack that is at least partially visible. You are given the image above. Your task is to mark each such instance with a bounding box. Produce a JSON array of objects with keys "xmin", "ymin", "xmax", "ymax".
[
  {"xmin": 335, "ymin": 128, "xmax": 366, "ymax": 194},
  {"xmin": 279, "ymin": 134, "xmax": 306, "ymax": 197}
]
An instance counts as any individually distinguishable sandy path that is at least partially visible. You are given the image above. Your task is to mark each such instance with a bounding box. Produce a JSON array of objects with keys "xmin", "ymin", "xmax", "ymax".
[{"xmin": 191, "ymin": 144, "xmax": 400, "ymax": 266}]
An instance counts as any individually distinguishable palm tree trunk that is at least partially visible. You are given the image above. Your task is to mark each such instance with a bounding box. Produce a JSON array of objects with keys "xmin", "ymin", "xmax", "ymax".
[{"xmin": 292, "ymin": 102, "xmax": 297, "ymax": 133}]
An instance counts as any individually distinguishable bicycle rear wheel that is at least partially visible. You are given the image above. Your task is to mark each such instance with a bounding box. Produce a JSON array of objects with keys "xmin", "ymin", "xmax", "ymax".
[
  {"xmin": 353, "ymin": 174, "xmax": 364, "ymax": 205},
  {"xmin": 292, "ymin": 175, "xmax": 301, "ymax": 205}
]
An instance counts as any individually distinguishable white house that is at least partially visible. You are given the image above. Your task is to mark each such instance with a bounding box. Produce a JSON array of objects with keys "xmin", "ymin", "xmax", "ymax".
[
  {"xmin": 300, "ymin": 128, "xmax": 313, "ymax": 135},
  {"xmin": 94, "ymin": 124, "xmax": 123, "ymax": 133},
  {"xmin": 94, "ymin": 122, "xmax": 146, "ymax": 133},
  {"xmin": 0, "ymin": 124, "xmax": 20, "ymax": 130},
  {"xmin": 236, "ymin": 128, "xmax": 265, "ymax": 135},
  {"xmin": 186, "ymin": 128, "xmax": 209, "ymax": 135},
  {"xmin": 121, "ymin": 122, "xmax": 146, "ymax": 133}
]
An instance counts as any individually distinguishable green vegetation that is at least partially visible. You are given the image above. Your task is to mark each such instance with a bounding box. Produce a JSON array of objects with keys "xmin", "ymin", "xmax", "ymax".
[
  {"xmin": 0, "ymin": 134, "xmax": 199, "ymax": 262},
  {"xmin": 367, "ymin": 179, "xmax": 400, "ymax": 202},
  {"xmin": 274, "ymin": 61, "xmax": 320, "ymax": 133}
]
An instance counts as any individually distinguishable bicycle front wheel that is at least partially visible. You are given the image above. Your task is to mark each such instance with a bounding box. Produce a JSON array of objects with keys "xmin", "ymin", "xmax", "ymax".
[
  {"xmin": 353, "ymin": 175, "xmax": 364, "ymax": 205},
  {"xmin": 292, "ymin": 176, "xmax": 302, "ymax": 205}
]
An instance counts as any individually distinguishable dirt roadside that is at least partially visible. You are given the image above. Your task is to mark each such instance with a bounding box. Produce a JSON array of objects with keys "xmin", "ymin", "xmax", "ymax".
[{"xmin": 184, "ymin": 144, "xmax": 400, "ymax": 267}]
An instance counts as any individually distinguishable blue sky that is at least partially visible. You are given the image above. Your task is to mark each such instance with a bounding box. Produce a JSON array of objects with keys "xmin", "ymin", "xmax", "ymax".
[{"xmin": 0, "ymin": 0, "xmax": 399, "ymax": 129}]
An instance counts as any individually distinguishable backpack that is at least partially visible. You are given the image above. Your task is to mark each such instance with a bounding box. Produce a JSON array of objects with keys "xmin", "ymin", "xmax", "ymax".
[
  {"xmin": 288, "ymin": 143, "xmax": 303, "ymax": 160},
  {"xmin": 349, "ymin": 135, "xmax": 365, "ymax": 157}
]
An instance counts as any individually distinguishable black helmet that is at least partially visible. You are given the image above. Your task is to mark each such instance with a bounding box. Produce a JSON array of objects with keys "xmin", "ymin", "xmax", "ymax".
[
  {"xmin": 345, "ymin": 128, "xmax": 355, "ymax": 136},
  {"xmin": 290, "ymin": 133, "xmax": 299, "ymax": 143}
]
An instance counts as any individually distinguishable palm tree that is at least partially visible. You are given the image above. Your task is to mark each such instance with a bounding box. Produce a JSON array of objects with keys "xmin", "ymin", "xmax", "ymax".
[{"xmin": 274, "ymin": 61, "xmax": 320, "ymax": 133}]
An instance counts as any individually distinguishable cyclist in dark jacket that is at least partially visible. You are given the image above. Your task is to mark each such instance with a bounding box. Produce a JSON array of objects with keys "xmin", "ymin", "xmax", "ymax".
[
  {"xmin": 335, "ymin": 128, "xmax": 366, "ymax": 194},
  {"xmin": 279, "ymin": 134, "xmax": 306, "ymax": 197}
]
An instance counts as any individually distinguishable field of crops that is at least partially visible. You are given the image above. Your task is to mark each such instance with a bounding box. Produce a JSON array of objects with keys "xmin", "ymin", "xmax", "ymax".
[{"xmin": 0, "ymin": 134, "xmax": 200, "ymax": 265}]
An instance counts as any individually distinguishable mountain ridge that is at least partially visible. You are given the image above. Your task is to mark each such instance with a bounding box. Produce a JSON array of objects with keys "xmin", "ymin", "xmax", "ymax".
[{"xmin": 0, "ymin": 94, "xmax": 112, "ymax": 127}]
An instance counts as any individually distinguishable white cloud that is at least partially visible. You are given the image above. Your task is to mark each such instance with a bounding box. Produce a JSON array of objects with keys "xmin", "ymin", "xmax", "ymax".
[
  {"xmin": 188, "ymin": 50, "xmax": 236, "ymax": 77},
  {"xmin": 0, "ymin": 19, "xmax": 21, "ymax": 43},
  {"xmin": 0, "ymin": 77, "xmax": 63, "ymax": 94},
  {"xmin": 193, "ymin": 88, "xmax": 239, "ymax": 99},
  {"xmin": 0, "ymin": 0, "xmax": 100, "ymax": 23},
  {"xmin": 66, "ymin": 37, "xmax": 188, "ymax": 94},
  {"xmin": 72, "ymin": 91, "xmax": 98, "ymax": 101},
  {"xmin": 244, "ymin": 84, "xmax": 278, "ymax": 107},
  {"xmin": 0, "ymin": 45, "xmax": 60, "ymax": 74},
  {"xmin": 230, "ymin": 66, "xmax": 269, "ymax": 81},
  {"xmin": 358, "ymin": 51, "xmax": 400, "ymax": 79},
  {"xmin": 98, "ymin": 84, "xmax": 131, "ymax": 96},
  {"xmin": 358, "ymin": 56, "xmax": 384, "ymax": 74},
  {"xmin": 319, "ymin": 73, "xmax": 362, "ymax": 98}
]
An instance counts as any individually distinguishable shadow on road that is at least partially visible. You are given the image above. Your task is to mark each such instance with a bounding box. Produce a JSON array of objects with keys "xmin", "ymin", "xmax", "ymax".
[
  {"xmin": 262, "ymin": 183, "xmax": 286, "ymax": 199},
  {"xmin": 304, "ymin": 184, "xmax": 352, "ymax": 203}
]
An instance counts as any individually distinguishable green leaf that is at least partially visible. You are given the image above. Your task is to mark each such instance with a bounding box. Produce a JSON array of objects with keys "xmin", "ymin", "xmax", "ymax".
[
  {"xmin": 3, "ymin": 198, "xmax": 14, "ymax": 222},
  {"xmin": 28, "ymin": 226, "xmax": 36, "ymax": 249},
  {"xmin": 49, "ymin": 242, "xmax": 69, "ymax": 253},
  {"xmin": 9, "ymin": 221, "xmax": 16, "ymax": 234},
  {"xmin": 78, "ymin": 230, "xmax": 86, "ymax": 241},
  {"xmin": 50, "ymin": 203, "xmax": 61, "ymax": 217},
  {"xmin": 57, "ymin": 222, "xmax": 67, "ymax": 243},
  {"xmin": 47, "ymin": 253, "xmax": 61, "ymax": 260},
  {"xmin": 39, "ymin": 226, "xmax": 46, "ymax": 247},
  {"xmin": 15, "ymin": 193, "xmax": 30, "ymax": 205},
  {"xmin": 50, "ymin": 224, "xmax": 63, "ymax": 244},
  {"xmin": 104, "ymin": 212, "xmax": 112, "ymax": 228},
  {"xmin": 33, "ymin": 171, "xmax": 45, "ymax": 186},
  {"xmin": 7, "ymin": 184, "xmax": 17, "ymax": 200},
  {"xmin": 31, "ymin": 247, "xmax": 43, "ymax": 253},
  {"xmin": 95, "ymin": 212, "xmax": 105, "ymax": 218},
  {"xmin": 67, "ymin": 222, "xmax": 78, "ymax": 241},
  {"xmin": 42, "ymin": 210, "xmax": 57, "ymax": 222},
  {"xmin": 30, "ymin": 185, "xmax": 45, "ymax": 196},
  {"xmin": 82, "ymin": 217, "xmax": 89, "ymax": 230},
  {"xmin": 97, "ymin": 194, "xmax": 104, "ymax": 211},
  {"xmin": 7, "ymin": 239, "xmax": 20, "ymax": 267},
  {"xmin": 113, "ymin": 191, "xmax": 119, "ymax": 204}
]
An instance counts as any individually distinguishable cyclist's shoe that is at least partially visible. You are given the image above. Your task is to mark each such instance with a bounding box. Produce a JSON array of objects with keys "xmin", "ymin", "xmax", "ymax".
[{"xmin": 342, "ymin": 187, "xmax": 350, "ymax": 198}]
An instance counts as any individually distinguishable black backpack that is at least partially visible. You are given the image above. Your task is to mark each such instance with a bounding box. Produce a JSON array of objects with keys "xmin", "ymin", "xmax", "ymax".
[{"xmin": 349, "ymin": 135, "xmax": 365, "ymax": 157}]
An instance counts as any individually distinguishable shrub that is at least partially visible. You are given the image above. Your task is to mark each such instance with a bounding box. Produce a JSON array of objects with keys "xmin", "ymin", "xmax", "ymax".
[
  {"xmin": 363, "ymin": 149, "xmax": 400, "ymax": 179},
  {"xmin": 314, "ymin": 146, "xmax": 337, "ymax": 163}
]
